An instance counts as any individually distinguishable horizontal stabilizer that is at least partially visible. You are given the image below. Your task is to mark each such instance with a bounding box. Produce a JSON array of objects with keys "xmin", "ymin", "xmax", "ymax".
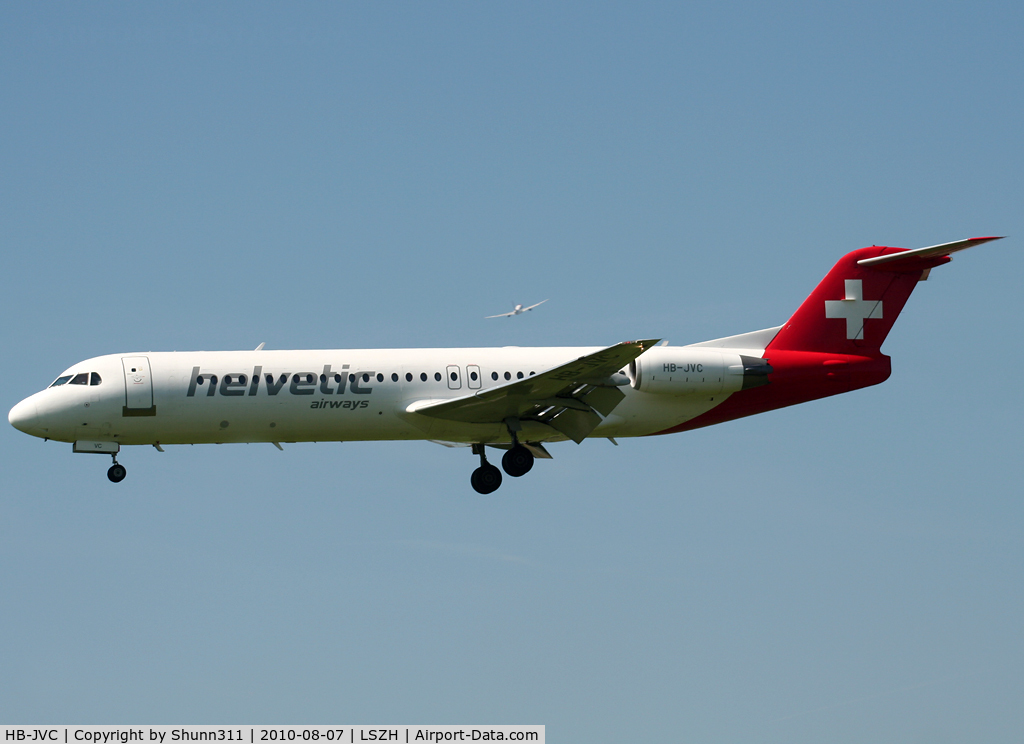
[{"xmin": 857, "ymin": 236, "xmax": 1004, "ymax": 270}]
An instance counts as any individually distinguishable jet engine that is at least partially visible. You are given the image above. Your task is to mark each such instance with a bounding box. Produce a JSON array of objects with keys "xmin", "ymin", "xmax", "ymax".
[{"xmin": 629, "ymin": 349, "xmax": 772, "ymax": 396}]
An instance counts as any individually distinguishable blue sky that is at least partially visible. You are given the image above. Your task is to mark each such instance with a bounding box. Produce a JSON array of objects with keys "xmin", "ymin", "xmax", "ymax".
[{"xmin": 2, "ymin": 2, "xmax": 1022, "ymax": 740}]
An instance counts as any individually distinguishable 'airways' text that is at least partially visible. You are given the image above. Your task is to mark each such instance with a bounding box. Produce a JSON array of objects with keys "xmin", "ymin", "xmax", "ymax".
[{"xmin": 311, "ymin": 400, "xmax": 369, "ymax": 409}]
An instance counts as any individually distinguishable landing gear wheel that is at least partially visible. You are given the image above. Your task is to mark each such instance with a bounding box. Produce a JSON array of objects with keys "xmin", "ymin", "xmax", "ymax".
[
  {"xmin": 471, "ymin": 463, "xmax": 502, "ymax": 494},
  {"xmin": 107, "ymin": 463, "xmax": 127, "ymax": 483},
  {"xmin": 502, "ymin": 445, "xmax": 534, "ymax": 477}
]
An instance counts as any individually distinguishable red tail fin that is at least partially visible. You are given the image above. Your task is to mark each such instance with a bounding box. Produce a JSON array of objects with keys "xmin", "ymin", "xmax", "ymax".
[{"xmin": 766, "ymin": 238, "xmax": 1002, "ymax": 354}]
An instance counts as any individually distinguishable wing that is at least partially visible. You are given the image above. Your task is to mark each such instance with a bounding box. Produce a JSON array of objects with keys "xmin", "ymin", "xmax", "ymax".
[
  {"xmin": 485, "ymin": 310, "xmax": 516, "ymax": 318},
  {"xmin": 407, "ymin": 339, "xmax": 660, "ymax": 443},
  {"xmin": 523, "ymin": 299, "xmax": 549, "ymax": 312}
]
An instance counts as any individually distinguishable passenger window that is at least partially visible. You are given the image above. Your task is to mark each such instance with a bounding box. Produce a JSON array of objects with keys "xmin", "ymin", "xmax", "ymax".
[
  {"xmin": 516, "ymin": 371, "xmax": 524, "ymax": 379},
  {"xmin": 434, "ymin": 372, "xmax": 442, "ymax": 382},
  {"xmin": 391, "ymin": 373, "xmax": 399, "ymax": 382},
  {"xmin": 70, "ymin": 373, "xmax": 89, "ymax": 385},
  {"xmin": 376, "ymin": 373, "xmax": 384, "ymax": 382},
  {"xmin": 49, "ymin": 375, "xmax": 73, "ymax": 387},
  {"xmin": 406, "ymin": 373, "xmax": 413, "ymax": 382},
  {"xmin": 90, "ymin": 372, "xmax": 102, "ymax": 386},
  {"xmin": 420, "ymin": 373, "xmax": 427, "ymax": 382},
  {"xmin": 504, "ymin": 371, "xmax": 511, "ymax": 380},
  {"xmin": 491, "ymin": 372, "xmax": 498, "ymax": 381}
]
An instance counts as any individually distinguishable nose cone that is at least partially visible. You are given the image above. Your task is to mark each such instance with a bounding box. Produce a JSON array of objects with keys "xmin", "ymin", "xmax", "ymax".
[{"xmin": 9, "ymin": 397, "xmax": 41, "ymax": 435}]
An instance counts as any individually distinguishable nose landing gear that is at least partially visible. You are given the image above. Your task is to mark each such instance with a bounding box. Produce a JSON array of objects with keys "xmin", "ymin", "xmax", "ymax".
[{"xmin": 107, "ymin": 454, "xmax": 126, "ymax": 483}]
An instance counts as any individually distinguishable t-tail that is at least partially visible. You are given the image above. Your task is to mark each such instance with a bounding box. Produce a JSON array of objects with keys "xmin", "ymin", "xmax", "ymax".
[
  {"xmin": 661, "ymin": 236, "xmax": 1004, "ymax": 434},
  {"xmin": 767, "ymin": 236, "xmax": 1004, "ymax": 354}
]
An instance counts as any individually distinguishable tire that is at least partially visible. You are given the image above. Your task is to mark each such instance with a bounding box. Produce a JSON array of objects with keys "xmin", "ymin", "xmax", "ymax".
[
  {"xmin": 107, "ymin": 464, "xmax": 127, "ymax": 483},
  {"xmin": 501, "ymin": 445, "xmax": 534, "ymax": 477},
  {"xmin": 471, "ymin": 463, "xmax": 502, "ymax": 494}
]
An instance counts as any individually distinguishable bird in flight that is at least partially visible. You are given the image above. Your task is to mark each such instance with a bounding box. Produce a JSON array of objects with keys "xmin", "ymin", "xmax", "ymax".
[{"xmin": 486, "ymin": 300, "xmax": 548, "ymax": 318}]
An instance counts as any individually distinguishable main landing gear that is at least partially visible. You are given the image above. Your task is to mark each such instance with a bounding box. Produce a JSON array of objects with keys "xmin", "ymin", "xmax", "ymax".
[
  {"xmin": 469, "ymin": 429, "xmax": 536, "ymax": 494},
  {"xmin": 107, "ymin": 454, "xmax": 126, "ymax": 483},
  {"xmin": 470, "ymin": 444, "xmax": 502, "ymax": 494},
  {"xmin": 501, "ymin": 421, "xmax": 535, "ymax": 479}
]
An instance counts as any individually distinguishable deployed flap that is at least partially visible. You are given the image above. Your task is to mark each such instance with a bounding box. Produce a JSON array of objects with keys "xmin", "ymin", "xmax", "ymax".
[
  {"xmin": 547, "ymin": 408, "xmax": 602, "ymax": 444},
  {"xmin": 582, "ymin": 386, "xmax": 626, "ymax": 417},
  {"xmin": 407, "ymin": 339, "xmax": 659, "ymax": 437},
  {"xmin": 428, "ymin": 440, "xmax": 474, "ymax": 448},
  {"xmin": 522, "ymin": 442, "xmax": 553, "ymax": 459}
]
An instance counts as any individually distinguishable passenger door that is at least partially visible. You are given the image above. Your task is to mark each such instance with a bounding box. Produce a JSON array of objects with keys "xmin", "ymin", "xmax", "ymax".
[{"xmin": 122, "ymin": 356, "xmax": 155, "ymax": 415}]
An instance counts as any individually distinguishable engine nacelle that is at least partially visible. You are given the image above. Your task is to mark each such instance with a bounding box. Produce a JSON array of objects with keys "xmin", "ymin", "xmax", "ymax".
[{"xmin": 629, "ymin": 348, "xmax": 772, "ymax": 396}]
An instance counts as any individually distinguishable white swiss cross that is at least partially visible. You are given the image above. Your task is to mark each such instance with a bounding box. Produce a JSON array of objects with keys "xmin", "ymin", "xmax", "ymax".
[{"xmin": 824, "ymin": 279, "xmax": 883, "ymax": 340}]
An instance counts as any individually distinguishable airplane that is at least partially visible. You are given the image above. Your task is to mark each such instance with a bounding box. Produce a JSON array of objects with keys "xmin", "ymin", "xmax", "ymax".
[
  {"xmin": 486, "ymin": 299, "xmax": 548, "ymax": 318},
  {"xmin": 8, "ymin": 237, "xmax": 1003, "ymax": 493}
]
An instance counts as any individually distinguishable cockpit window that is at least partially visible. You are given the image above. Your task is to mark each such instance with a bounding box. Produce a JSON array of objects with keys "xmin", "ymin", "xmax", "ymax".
[
  {"xmin": 70, "ymin": 373, "xmax": 89, "ymax": 385},
  {"xmin": 49, "ymin": 375, "xmax": 73, "ymax": 387},
  {"xmin": 90, "ymin": 372, "xmax": 102, "ymax": 386}
]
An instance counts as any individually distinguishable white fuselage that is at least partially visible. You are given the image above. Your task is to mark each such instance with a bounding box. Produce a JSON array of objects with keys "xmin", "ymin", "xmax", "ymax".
[{"xmin": 10, "ymin": 345, "xmax": 763, "ymax": 448}]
